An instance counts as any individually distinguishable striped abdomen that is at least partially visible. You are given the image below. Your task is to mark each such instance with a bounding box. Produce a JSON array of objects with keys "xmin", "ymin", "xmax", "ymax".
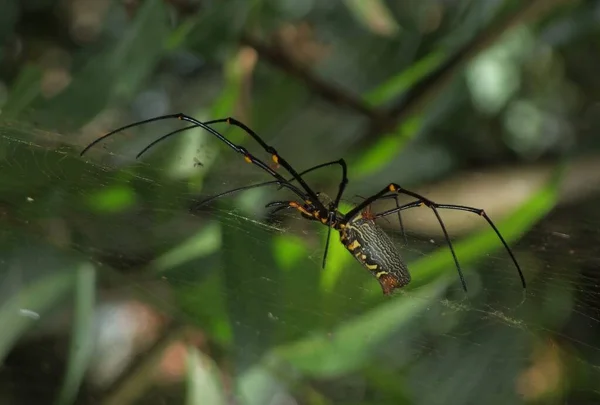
[{"xmin": 340, "ymin": 215, "xmax": 411, "ymax": 295}]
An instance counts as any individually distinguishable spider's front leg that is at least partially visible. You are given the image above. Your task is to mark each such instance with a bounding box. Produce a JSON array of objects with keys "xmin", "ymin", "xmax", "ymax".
[{"xmin": 265, "ymin": 200, "xmax": 319, "ymax": 221}]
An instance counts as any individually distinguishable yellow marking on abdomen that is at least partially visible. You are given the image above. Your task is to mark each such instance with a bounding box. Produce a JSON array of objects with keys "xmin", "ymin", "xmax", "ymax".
[
  {"xmin": 366, "ymin": 264, "xmax": 378, "ymax": 270},
  {"xmin": 375, "ymin": 271, "xmax": 388, "ymax": 279},
  {"xmin": 347, "ymin": 240, "xmax": 361, "ymax": 251}
]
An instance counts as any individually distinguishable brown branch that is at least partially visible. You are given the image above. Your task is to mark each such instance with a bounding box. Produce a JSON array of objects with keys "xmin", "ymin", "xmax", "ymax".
[
  {"xmin": 241, "ymin": 0, "xmax": 572, "ymax": 154},
  {"xmin": 240, "ymin": 33, "xmax": 386, "ymax": 123}
]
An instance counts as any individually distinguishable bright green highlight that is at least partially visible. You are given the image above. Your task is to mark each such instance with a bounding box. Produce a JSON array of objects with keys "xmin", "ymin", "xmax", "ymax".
[
  {"xmin": 273, "ymin": 234, "xmax": 308, "ymax": 270},
  {"xmin": 86, "ymin": 185, "xmax": 137, "ymax": 213}
]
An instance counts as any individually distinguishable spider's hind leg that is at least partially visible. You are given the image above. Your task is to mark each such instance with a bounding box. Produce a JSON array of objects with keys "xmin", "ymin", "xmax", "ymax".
[{"xmin": 355, "ymin": 194, "xmax": 407, "ymax": 244}]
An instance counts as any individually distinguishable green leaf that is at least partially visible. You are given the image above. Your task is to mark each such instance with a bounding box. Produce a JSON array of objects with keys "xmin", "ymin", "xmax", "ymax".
[
  {"xmin": 0, "ymin": 268, "xmax": 76, "ymax": 364},
  {"xmin": 32, "ymin": 0, "xmax": 171, "ymax": 130},
  {"xmin": 186, "ymin": 347, "xmax": 227, "ymax": 405},
  {"xmin": 353, "ymin": 115, "xmax": 422, "ymax": 177},
  {"xmin": 236, "ymin": 357, "xmax": 294, "ymax": 405},
  {"xmin": 176, "ymin": 272, "xmax": 232, "ymax": 345},
  {"xmin": 354, "ymin": 50, "xmax": 448, "ymax": 177},
  {"xmin": 150, "ymin": 221, "xmax": 222, "ymax": 273},
  {"xmin": 55, "ymin": 264, "xmax": 96, "ymax": 405},
  {"xmin": 274, "ymin": 277, "xmax": 449, "ymax": 377},
  {"xmin": 365, "ymin": 50, "xmax": 447, "ymax": 107},
  {"xmin": 1, "ymin": 64, "xmax": 43, "ymax": 118},
  {"xmin": 344, "ymin": 0, "xmax": 401, "ymax": 36}
]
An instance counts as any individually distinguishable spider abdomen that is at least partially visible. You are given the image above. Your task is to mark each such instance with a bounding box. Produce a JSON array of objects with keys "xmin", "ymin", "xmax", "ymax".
[{"xmin": 340, "ymin": 215, "xmax": 411, "ymax": 295}]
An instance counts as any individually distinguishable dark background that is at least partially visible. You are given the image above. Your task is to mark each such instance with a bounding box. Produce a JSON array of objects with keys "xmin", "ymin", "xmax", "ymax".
[{"xmin": 1, "ymin": 0, "xmax": 600, "ymax": 404}]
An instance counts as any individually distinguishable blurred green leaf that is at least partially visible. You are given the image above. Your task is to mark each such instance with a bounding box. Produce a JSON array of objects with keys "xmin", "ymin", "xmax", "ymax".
[
  {"xmin": 353, "ymin": 115, "xmax": 422, "ymax": 176},
  {"xmin": 319, "ymin": 202, "xmax": 353, "ymax": 292},
  {"xmin": 344, "ymin": 0, "xmax": 401, "ymax": 36},
  {"xmin": 237, "ymin": 357, "xmax": 294, "ymax": 405},
  {"xmin": 150, "ymin": 221, "xmax": 222, "ymax": 273},
  {"xmin": 365, "ymin": 51, "xmax": 446, "ymax": 106},
  {"xmin": 180, "ymin": 50, "xmax": 248, "ymax": 190},
  {"xmin": 274, "ymin": 277, "xmax": 449, "ymax": 377},
  {"xmin": 32, "ymin": 0, "xmax": 171, "ymax": 130},
  {"xmin": 0, "ymin": 267, "xmax": 76, "ymax": 364},
  {"xmin": 165, "ymin": 19, "xmax": 198, "ymax": 50},
  {"xmin": 221, "ymin": 215, "xmax": 282, "ymax": 366},
  {"xmin": 1, "ymin": 64, "xmax": 43, "ymax": 119},
  {"xmin": 352, "ymin": 49, "xmax": 451, "ymax": 177},
  {"xmin": 55, "ymin": 264, "xmax": 96, "ymax": 405},
  {"xmin": 272, "ymin": 234, "xmax": 308, "ymax": 270},
  {"xmin": 110, "ymin": 0, "xmax": 171, "ymax": 100},
  {"xmin": 176, "ymin": 271, "xmax": 232, "ymax": 345},
  {"xmin": 212, "ymin": 53, "xmax": 246, "ymax": 120},
  {"xmin": 185, "ymin": 347, "xmax": 227, "ymax": 405},
  {"xmin": 85, "ymin": 184, "xmax": 137, "ymax": 212}
]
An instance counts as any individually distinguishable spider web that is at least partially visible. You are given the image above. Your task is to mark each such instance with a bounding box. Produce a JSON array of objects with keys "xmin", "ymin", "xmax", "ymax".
[{"xmin": 1, "ymin": 121, "xmax": 599, "ymax": 405}]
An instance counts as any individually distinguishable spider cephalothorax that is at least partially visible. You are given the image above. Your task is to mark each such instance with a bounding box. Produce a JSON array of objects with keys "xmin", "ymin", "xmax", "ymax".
[{"xmin": 81, "ymin": 114, "xmax": 526, "ymax": 295}]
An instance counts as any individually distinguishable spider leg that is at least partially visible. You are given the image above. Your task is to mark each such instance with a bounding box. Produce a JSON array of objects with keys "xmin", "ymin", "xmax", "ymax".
[
  {"xmin": 193, "ymin": 159, "xmax": 344, "ymax": 210},
  {"xmin": 80, "ymin": 113, "xmax": 311, "ymax": 203},
  {"xmin": 285, "ymin": 158, "xmax": 347, "ymax": 267},
  {"xmin": 277, "ymin": 159, "xmax": 347, "ymax": 189},
  {"xmin": 136, "ymin": 125, "xmax": 198, "ymax": 158},
  {"xmin": 80, "ymin": 113, "xmax": 185, "ymax": 156},
  {"xmin": 355, "ymin": 194, "xmax": 407, "ymax": 244},
  {"xmin": 194, "ymin": 158, "xmax": 348, "ymax": 267},
  {"xmin": 265, "ymin": 200, "xmax": 316, "ymax": 218},
  {"xmin": 434, "ymin": 203, "xmax": 525, "ymax": 288},
  {"xmin": 204, "ymin": 117, "xmax": 327, "ymax": 212},
  {"xmin": 195, "ymin": 159, "xmax": 345, "ymax": 206},
  {"xmin": 350, "ymin": 189, "xmax": 466, "ymax": 290},
  {"xmin": 265, "ymin": 198, "xmax": 338, "ymax": 269},
  {"xmin": 248, "ymin": 155, "xmax": 349, "ymax": 270},
  {"xmin": 192, "ymin": 180, "xmax": 281, "ymax": 211},
  {"xmin": 345, "ymin": 183, "xmax": 525, "ymax": 291}
]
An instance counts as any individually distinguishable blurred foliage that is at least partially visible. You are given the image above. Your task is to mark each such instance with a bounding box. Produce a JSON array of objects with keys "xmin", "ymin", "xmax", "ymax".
[{"xmin": 1, "ymin": 0, "xmax": 600, "ymax": 404}]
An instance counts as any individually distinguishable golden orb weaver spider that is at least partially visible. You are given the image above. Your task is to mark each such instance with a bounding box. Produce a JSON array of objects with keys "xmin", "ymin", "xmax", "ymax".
[{"xmin": 81, "ymin": 113, "xmax": 526, "ymax": 295}]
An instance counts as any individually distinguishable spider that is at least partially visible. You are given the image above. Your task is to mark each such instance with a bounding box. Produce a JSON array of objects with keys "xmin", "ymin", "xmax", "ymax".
[{"xmin": 80, "ymin": 113, "xmax": 526, "ymax": 295}]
